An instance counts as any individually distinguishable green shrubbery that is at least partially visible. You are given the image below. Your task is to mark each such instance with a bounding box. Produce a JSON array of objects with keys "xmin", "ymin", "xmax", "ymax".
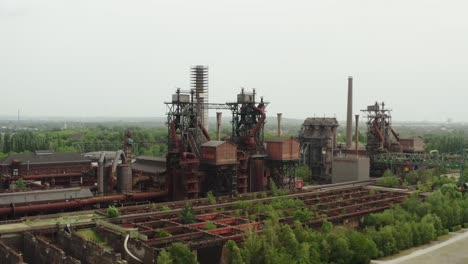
[
  {"xmin": 106, "ymin": 205, "xmax": 120, "ymax": 218},
  {"xmin": 157, "ymin": 243, "xmax": 198, "ymax": 264},
  {"xmin": 203, "ymin": 221, "xmax": 217, "ymax": 230},
  {"xmin": 376, "ymin": 170, "xmax": 399, "ymax": 188},
  {"xmin": 224, "ymin": 217, "xmax": 378, "ymax": 264},
  {"xmin": 180, "ymin": 203, "xmax": 196, "ymax": 224},
  {"xmin": 206, "ymin": 191, "xmax": 216, "ymax": 205},
  {"xmin": 296, "ymin": 165, "xmax": 312, "ymax": 184}
]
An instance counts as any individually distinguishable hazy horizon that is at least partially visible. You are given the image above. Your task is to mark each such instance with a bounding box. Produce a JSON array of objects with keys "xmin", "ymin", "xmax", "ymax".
[{"xmin": 1, "ymin": 0, "xmax": 467, "ymax": 122}]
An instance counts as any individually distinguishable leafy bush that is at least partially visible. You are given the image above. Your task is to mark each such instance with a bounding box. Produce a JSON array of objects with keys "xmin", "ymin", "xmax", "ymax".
[
  {"xmin": 207, "ymin": 191, "xmax": 216, "ymax": 205},
  {"xmin": 161, "ymin": 205, "xmax": 171, "ymax": 212},
  {"xmin": 270, "ymin": 181, "xmax": 287, "ymax": 196},
  {"xmin": 156, "ymin": 230, "xmax": 172, "ymax": 238},
  {"xmin": 168, "ymin": 243, "xmax": 198, "ymax": 264},
  {"xmin": 292, "ymin": 208, "xmax": 316, "ymax": 222},
  {"xmin": 180, "ymin": 203, "xmax": 196, "ymax": 224},
  {"xmin": 157, "ymin": 249, "xmax": 173, "ymax": 264},
  {"xmin": 296, "ymin": 165, "xmax": 312, "ymax": 184},
  {"xmin": 321, "ymin": 220, "xmax": 333, "ymax": 234},
  {"xmin": 203, "ymin": 221, "xmax": 217, "ymax": 230},
  {"xmin": 15, "ymin": 178, "xmax": 28, "ymax": 190},
  {"xmin": 106, "ymin": 205, "xmax": 120, "ymax": 218},
  {"xmin": 377, "ymin": 175, "xmax": 399, "ymax": 188}
]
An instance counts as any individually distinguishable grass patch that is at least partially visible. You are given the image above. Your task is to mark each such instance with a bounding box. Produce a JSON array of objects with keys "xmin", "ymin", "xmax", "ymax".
[{"xmin": 76, "ymin": 228, "xmax": 106, "ymax": 245}]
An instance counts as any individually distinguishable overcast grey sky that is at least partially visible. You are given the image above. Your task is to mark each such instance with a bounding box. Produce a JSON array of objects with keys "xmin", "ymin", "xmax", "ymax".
[{"xmin": 1, "ymin": 0, "xmax": 467, "ymax": 122}]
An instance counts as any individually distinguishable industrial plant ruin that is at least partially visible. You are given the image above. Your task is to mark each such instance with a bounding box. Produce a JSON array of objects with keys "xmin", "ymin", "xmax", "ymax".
[{"xmin": 0, "ymin": 67, "xmax": 466, "ymax": 264}]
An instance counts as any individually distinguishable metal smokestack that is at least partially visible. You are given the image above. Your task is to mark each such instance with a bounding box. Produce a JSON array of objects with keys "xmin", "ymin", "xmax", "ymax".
[
  {"xmin": 355, "ymin": 114, "xmax": 359, "ymax": 156},
  {"xmin": 277, "ymin": 113, "xmax": 282, "ymax": 137},
  {"xmin": 216, "ymin": 112, "xmax": 222, "ymax": 140},
  {"xmin": 346, "ymin": 76, "xmax": 353, "ymax": 149}
]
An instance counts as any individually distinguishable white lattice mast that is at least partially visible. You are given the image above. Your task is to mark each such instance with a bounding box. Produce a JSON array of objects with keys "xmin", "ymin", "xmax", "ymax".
[{"xmin": 191, "ymin": 65, "xmax": 209, "ymax": 131}]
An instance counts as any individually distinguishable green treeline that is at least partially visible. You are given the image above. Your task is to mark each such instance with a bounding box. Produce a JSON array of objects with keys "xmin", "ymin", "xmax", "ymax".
[
  {"xmin": 425, "ymin": 131, "xmax": 468, "ymax": 153},
  {"xmin": 221, "ymin": 182, "xmax": 468, "ymax": 264},
  {"xmin": 0, "ymin": 127, "xmax": 168, "ymax": 158}
]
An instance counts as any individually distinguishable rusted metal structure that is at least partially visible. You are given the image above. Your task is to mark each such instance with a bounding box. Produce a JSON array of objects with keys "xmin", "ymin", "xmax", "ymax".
[
  {"xmin": 164, "ymin": 83, "xmax": 298, "ymax": 197},
  {"xmin": 299, "ymin": 118, "xmax": 339, "ymax": 181},
  {"xmin": 227, "ymin": 89, "xmax": 269, "ymax": 192},
  {"xmin": 0, "ymin": 180, "xmax": 409, "ymax": 264},
  {"xmin": 200, "ymin": 141, "xmax": 238, "ymax": 196},
  {"xmin": 165, "ymin": 88, "xmax": 208, "ymax": 199},
  {"xmin": 0, "ymin": 151, "xmax": 92, "ymax": 190},
  {"xmin": 266, "ymin": 137, "xmax": 300, "ymax": 189},
  {"xmin": 361, "ymin": 102, "xmax": 402, "ymax": 175},
  {"xmin": 0, "ymin": 67, "xmax": 301, "ymax": 218},
  {"xmin": 346, "ymin": 76, "xmax": 354, "ymax": 149}
]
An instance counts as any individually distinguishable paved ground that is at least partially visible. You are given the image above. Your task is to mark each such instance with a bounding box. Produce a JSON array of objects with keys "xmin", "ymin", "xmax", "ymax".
[{"xmin": 372, "ymin": 230, "xmax": 468, "ymax": 264}]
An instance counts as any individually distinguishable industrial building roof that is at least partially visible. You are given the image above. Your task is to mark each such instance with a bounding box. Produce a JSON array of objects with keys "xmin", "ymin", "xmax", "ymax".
[
  {"xmin": 303, "ymin": 118, "xmax": 339, "ymax": 127},
  {"xmin": 132, "ymin": 156, "xmax": 166, "ymax": 174},
  {"xmin": 201, "ymin": 140, "xmax": 232, "ymax": 147},
  {"xmin": 0, "ymin": 152, "xmax": 91, "ymax": 165},
  {"xmin": 135, "ymin": 156, "xmax": 166, "ymax": 163}
]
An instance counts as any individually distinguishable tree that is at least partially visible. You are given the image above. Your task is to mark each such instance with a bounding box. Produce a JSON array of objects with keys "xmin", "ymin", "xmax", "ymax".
[
  {"xmin": 223, "ymin": 240, "xmax": 245, "ymax": 264},
  {"xmin": 328, "ymin": 235, "xmax": 352, "ymax": 264},
  {"xmin": 157, "ymin": 249, "xmax": 173, "ymax": 264},
  {"xmin": 169, "ymin": 243, "xmax": 198, "ymax": 264},
  {"xmin": 296, "ymin": 165, "xmax": 312, "ymax": 184},
  {"xmin": 240, "ymin": 228, "xmax": 266, "ymax": 264},
  {"xmin": 348, "ymin": 231, "xmax": 378, "ymax": 264},
  {"xmin": 180, "ymin": 203, "xmax": 196, "ymax": 224},
  {"xmin": 15, "ymin": 178, "xmax": 27, "ymax": 190},
  {"xmin": 321, "ymin": 220, "xmax": 333, "ymax": 234},
  {"xmin": 207, "ymin": 191, "xmax": 216, "ymax": 205}
]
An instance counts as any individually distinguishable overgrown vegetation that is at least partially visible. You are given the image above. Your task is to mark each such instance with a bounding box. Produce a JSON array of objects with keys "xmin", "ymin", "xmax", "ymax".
[
  {"xmin": 223, "ymin": 217, "xmax": 377, "ymax": 264},
  {"xmin": 156, "ymin": 243, "xmax": 198, "ymax": 264},
  {"xmin": 0, "ymin": 127, "xmax": 168, "ymax": 157},
  {"xmin": 270, "ymin": 181, "xmax": 288, "ymax": 196},
  {"xmin": 180, "ymin": 203, "xmax": 196, "ymax": 224},
  {"xmin": 223, "ymin": 181, "xmax": 468, "ymax": 264},
  {"xmin": 207, "ymin": 191, "xmax": 216, "ymax": 205},
  {"xmin": 106, "ymin": 205, "xmax": 120, "ymax": 218},
  {"xmin": 14, "ymin": 178, "xmax": 28, "ymax": 190},
  {"xmin": 425, "ymin": 132, "xmax": 468, "ymax": 153},
  {"xmin": 376, "ymin": 170, "xmax": 400, "ymax": 188},
  {"xmin": 156, "ymin": 229, "xmax": 172, "ymax": 238},
  {"xmin": 296, "ymin": 165, "xmax": 312, "ymax": 184},
  {"xmin": 160, "ymin": 205, "xmax": 171, "ymax": 212},
  {"xmin": 203, "ymin": 221, "xmax": 217, "ymax": 230}
]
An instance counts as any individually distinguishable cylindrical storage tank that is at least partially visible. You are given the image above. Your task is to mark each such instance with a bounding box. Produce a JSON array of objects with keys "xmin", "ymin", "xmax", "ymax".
[{"xmin": 117, "ymin": 164, "xmax": 132, "ymax": 193}]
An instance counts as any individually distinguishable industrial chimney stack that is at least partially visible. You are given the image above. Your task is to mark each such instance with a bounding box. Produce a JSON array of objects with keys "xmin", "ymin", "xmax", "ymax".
[
  {"xmin": 216, "ymin": 112, "xmax": 222, "ymax": 140},
  {"xmin": 346, "ymin": 76, "xmax": 353, "ymax": 149},
  {"xmin": 277, "ymin": 113, "xmax": 282, "ymax": 137}
]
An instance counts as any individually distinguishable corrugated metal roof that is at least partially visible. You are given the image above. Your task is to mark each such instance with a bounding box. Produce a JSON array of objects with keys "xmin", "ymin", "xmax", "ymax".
[
  {"xmin": 0, "ymin": 188, "xmax": 93, "ymax": 205},
  {"xmin": 132, "ymin": 156, "xmax": 166, "ymax": 174},
  {"xmin": 136, "ymin": 156, "xmax": 166, "ymax": 163},
  {"xmin": 132, "ymin": 162, "xmax": 166, "ymax": 174},
  {"xmin": 0, "ymin": 152, "xmax": 91, "ymax": 166}
]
